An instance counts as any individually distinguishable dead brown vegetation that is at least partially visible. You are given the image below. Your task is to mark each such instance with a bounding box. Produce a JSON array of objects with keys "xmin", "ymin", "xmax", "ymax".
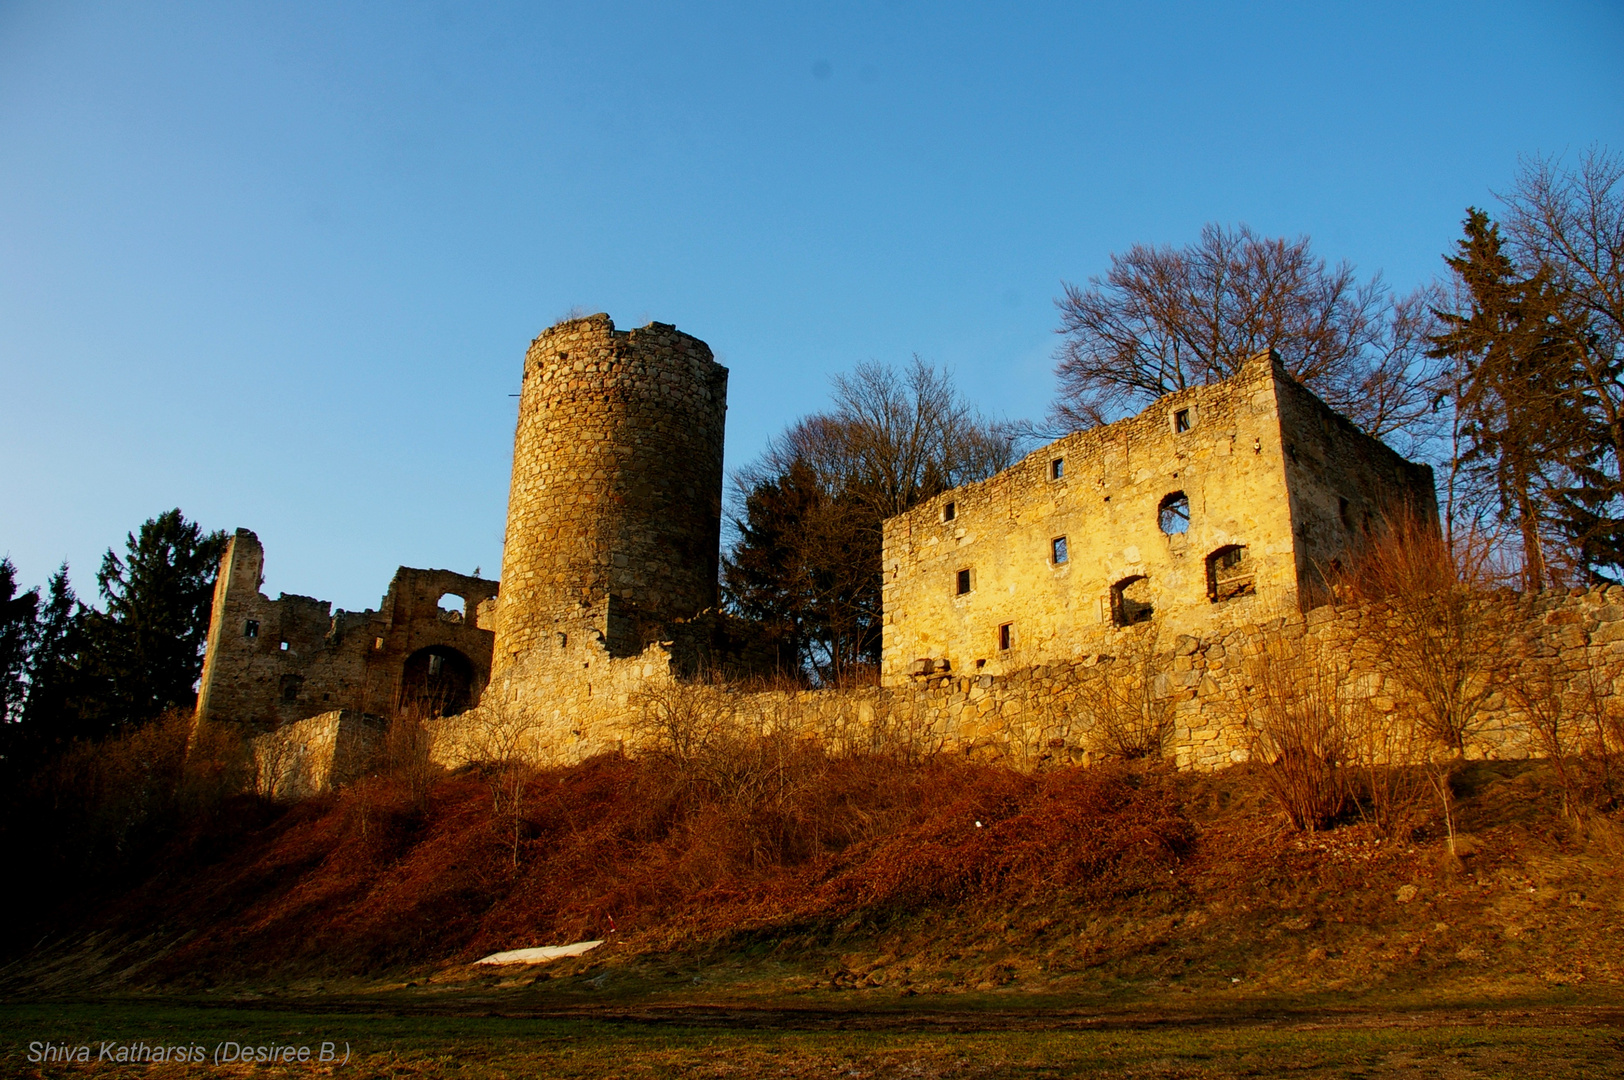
[{"xmin": 1075, "ymin": 629, "xmax": 1176, "ymax": 761}]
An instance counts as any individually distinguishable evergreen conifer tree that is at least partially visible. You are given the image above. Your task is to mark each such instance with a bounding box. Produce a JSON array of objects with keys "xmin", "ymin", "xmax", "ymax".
[{"xmin": 76, "ymin": 510, "xmax": 226, "ymax": 732}]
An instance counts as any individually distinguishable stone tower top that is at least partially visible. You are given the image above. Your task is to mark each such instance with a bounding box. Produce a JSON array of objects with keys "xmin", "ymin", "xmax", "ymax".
[{"xmin": 492, "ymin": 313, "xmax": 729, "ymax": 673}]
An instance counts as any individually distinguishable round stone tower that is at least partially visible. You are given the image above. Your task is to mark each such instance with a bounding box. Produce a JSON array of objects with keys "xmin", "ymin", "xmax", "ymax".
[{"xmin": 493, "ymin": 313, "xmax": 729, "ymax": 671}]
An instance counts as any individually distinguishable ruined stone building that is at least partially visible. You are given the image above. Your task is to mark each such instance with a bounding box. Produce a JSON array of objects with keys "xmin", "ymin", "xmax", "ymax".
[
  {"xmin": 879, "ymin": 351, "xmax": 1437, "ymax": 685},
  {"xmin": 195, "ymin": 313, "xmax": 728, "ymax": 752},
  {"xmin": 194, "ymin": 529, "xmax": 498, "ymax": 730},
  {"xmin": 198, "ymin": 316, "xmax": 1442, "ymax": 784}
]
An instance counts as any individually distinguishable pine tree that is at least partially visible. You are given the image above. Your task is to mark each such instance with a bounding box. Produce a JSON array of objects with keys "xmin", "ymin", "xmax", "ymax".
[
  {"xmin": 1431, "ymin": 210, "xmax": 1585, "ymax": 588},
  {"xmin": 20, "ymin": 564, "xmax": 83, "ymax": 744},
  {"xmin": 0, "ymin": 558, "xmax": 41, "ymax": 726},
  {"xmin": 76, "ymin": 510, "xmax": 226, "ymax": 732}
]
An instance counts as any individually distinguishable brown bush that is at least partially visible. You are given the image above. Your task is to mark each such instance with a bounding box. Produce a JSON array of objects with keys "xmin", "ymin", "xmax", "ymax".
[
  {"xmin": 1232, "ymin": 640, "xmax": 1352, "ymax": 831},
  {"xmin": 101, "ymin": 740, "xmax": 1191, "ymax": 981},
  {"xmin": 1076, "ymin": 628, "xmax": 1175, "ymax": 760},
  {"xmin": 1505, "ymin": 654, "xmax": 1624, "ymax": 821}
]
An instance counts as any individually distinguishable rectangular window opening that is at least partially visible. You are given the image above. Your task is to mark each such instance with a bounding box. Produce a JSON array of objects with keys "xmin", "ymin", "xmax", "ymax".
[
  {"xmin": 279, "ymin": 640, "xmax": 289, "ymax": 652},
  {"xmin": 1051, "ymin": 536, "xmax": 1068, "ymax": 564},
  {"xmin": 1174, "ymin": 408, "xmax": 1191, "ymax": 433},
  {"xmin": 1050, "ymin": 458, "xmax": 1065, "ymax": 480},
  {"xmin": 373, "ymin": 637, "xmax": 385, "ymax": 651},
  {"xmin": 955, "ymin": 568, "xmax": 972, "ymax": 595},
  {"xmin": 998, "ymin": 623, "xmax": 1012, "ymax": 651},
  {"xmin": 243, "ymin": 619, "xmax": 259, "ymax": 639},
  {"xmin": 943, "ymin": 501, "xmax": 956, "ymax": 522}
]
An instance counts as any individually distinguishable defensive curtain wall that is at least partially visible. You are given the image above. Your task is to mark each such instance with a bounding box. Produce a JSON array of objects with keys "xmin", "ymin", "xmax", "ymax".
[
  {"xmin": 878, "ymin": 351, "xmax": 1438, "ymax": 684},
  {"xmin": 431, "ymin": 585, "xmax": 1624, "ymax": 774}
]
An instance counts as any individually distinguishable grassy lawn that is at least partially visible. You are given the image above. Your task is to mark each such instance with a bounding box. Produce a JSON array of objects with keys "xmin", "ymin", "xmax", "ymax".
[{"xmin": 3, "ymin": 995, "xmax": 1621, "ymax": 1079}]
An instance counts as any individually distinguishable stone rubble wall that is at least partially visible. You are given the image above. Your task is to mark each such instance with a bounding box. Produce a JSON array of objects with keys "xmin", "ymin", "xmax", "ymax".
[
  {"xmin": 493, "ymin": 313, "xmax": 729, "ymax": 669},
  {"xmin": 419, "ymin": 587, "xmax": 1624, "ymax": 775},
  {"xmin": 252, "ymin": 709, "xmax": 387, "ymax": 801}
]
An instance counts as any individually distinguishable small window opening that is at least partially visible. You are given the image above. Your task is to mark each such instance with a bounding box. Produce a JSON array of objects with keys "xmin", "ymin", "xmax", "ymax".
[
  {"xmin": 1174, "ymin": 408, "xmax": 1191, "ymax": 433},
  {"xmin": 1050, "ymin": 458, "xmax": 1065, "ymax": 480},
  {"xmin": 428, "ymin": 653, "xmax": 444, "ymax": 676},
  {"xmin": 1051, "ymin": 536, "xmax": 1068, "ymax": 564},
  {"xmin": 557, "ymin": 631, "xmax": 568, "ymax": 648},
  {"xmin": 374, "ymin": 637, "xmax": 385, "ymax": 651},
  {"xmin": 279, "ymin": 639, "xmax": 289, "ymax": 652},
  {"xmin": 1158, "ymin": 491, "xmax": 1190, "ymax": 535},
  {"xmin": 999, "ymin": 623, "xmax": 1013, "ymax": 651},
  {"xmin": 955, "ymin": 568, "xmax": 972, "ymax": 595},
  {"xmin": 278, "ymin": 674, "xmax": 303, "ymax": 703},
  {"xmin": 1338, "ymin": 497, "xmax": 1353, "ymax": 530},
  {"xmin": 243, "ymin": 619, "xmax": 259, "ymax": 639},
  {"xmin": 975, "ymin": 658, "xmax": 987, "ymax": 669},
  {"xmin": 1111, "ymin": 575, "xmax": 1154, "ymax": 627},
  {"xmin": 1207, "ymin": 544, "xmax": 1256, "ymax": 603},
  {"xmin": 437, "ymin": 592, "xmax": 466, "ymax": 623},
  {"xmin": 943, "ymin": 501, "xmax": 956, "ymax": 522}
]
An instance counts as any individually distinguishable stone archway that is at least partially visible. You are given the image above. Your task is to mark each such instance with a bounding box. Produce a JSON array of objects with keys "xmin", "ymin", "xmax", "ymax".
[{"xmin": 399, "ymin": 645, "xmax": 476, "ymax": 717}]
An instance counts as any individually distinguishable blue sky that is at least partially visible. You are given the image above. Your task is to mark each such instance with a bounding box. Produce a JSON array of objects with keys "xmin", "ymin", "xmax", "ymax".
[{"xmin": 2, "ymin": 0, "xmax": 1621, "ymax": 611}]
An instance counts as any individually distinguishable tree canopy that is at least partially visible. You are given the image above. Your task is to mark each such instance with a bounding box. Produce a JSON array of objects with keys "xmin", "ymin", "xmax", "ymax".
[
  {"xmin": 723, "ymin": 359, "xmax": 1012, "ymax": 684},
  {"xmin": 1051, "ymin": 223, "xmax": 1439, "ymax": 448}
]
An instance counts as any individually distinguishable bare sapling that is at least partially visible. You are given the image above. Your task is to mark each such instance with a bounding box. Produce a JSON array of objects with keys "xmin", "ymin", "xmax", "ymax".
[
  {"xmin": 1508, "ymin": 651, "xmax": 1624, "ymax": 822},
  {"xmin": 1337, "ymin": 514, "xmax": 1513, "ymax": 855},
  {"xmin": 467, "ymin": 692, "xmax": 546, "ymax": 869},
  {"xmin": 1077, "ymin": 627, "xmax": 1175, "ymax": 761},
  {"xmin": 1343, "ymin": 672, "xmax": 1427, "ymax": 836},
  {"xmin": 385, "ymin": 702, "xmax": 440, "ymax": 816},
  {"xmin": 1234, "ymin": 638, "xmax": 1352, "ymax": 831}
]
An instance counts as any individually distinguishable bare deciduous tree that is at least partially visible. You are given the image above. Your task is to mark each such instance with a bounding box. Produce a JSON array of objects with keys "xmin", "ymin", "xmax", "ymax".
[
  {"xmin": 725, "ymin": 358, "xmax": 1014, "ymax": 684},
  {"xmin": 1051, "ymin": 223, "xmax": 1440, "ymax": 449}
]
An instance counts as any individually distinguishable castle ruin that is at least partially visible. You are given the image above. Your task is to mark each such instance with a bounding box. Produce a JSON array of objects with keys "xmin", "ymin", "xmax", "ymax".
[
  {"xmin": 198, "ymin": 315, "xmax": 1465, "ymax": 788},
  {"xmin": 880, "ymin": 351, "xmax": 1436, "ymax": 684}
]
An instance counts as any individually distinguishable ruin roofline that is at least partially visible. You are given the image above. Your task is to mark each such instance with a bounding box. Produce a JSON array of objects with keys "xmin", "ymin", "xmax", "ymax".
[{"xmin": 893, "ymin": 348, "xmax": 1431, "ymax": 525}]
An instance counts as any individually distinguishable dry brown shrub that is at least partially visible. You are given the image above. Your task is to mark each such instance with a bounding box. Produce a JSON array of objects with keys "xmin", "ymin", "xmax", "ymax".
[
  {"xmin": 631, "ymin": 681, "xmax": 834, "ymax": 869},
  {"xmin": 1076, "ymin": 628, "xmax": 1175, "ymax": 760},
  {"xmin": 384, "ymin": 707, "xmax": 440, "ymax": 816},
  {"xmin": 463, "ymin": 691, "xmax": 548, "ymax": 868},
  {"xmin": 1342, "ymin": 673, "xmax": 1428, "ymax": 836},
  {"xmin": 1231, "ymin": 639, "xmax": 1352, "ymax": 831},
  {"xmin": 1336, "ymin": 514, "xmax": 1515, "ymax": 852},
  {"xmin": 1336, "ymin": 514, "xmax": 1512, "ymax": 756},
  {"xmin": 1505, "ymin": 654, "xmax": 1624, "ymax": 821}
]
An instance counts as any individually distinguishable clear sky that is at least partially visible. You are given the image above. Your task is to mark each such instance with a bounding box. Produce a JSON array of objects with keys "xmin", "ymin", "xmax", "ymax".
[{"xmin": 2, "ymin": 1, "xmax": 1621, "ymax": 612}]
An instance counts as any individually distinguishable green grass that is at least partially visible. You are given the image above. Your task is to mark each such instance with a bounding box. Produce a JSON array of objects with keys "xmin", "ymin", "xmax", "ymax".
[{"xmin": 4, "ymin": 997, "xmax": 1621, "ymax": 1078}]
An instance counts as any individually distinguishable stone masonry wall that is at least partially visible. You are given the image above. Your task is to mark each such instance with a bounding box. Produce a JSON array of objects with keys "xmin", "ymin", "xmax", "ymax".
[
  {"xmin": 427, "ymin": 588, "xmax": 1624, "ymax": 775},
  {"xmin": 492, "ymin": 314, "xmax": 729, "ymax": 673},
  {"xmin": 195, "ymin": 530, "xmax": 499, "ymax": 731},
  {"xmin": 879, "ymin": 353, "xmax": 1436, "ymax": 687},
  {"xmin": 253, "ymin": 709, "xmax": 387, "ymax": 801}
]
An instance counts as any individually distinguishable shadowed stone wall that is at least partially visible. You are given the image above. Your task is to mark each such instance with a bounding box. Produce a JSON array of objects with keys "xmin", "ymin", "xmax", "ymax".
[{"xmin": 195, "ymin": 530, "xmax": 498, "ymax": 731}]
